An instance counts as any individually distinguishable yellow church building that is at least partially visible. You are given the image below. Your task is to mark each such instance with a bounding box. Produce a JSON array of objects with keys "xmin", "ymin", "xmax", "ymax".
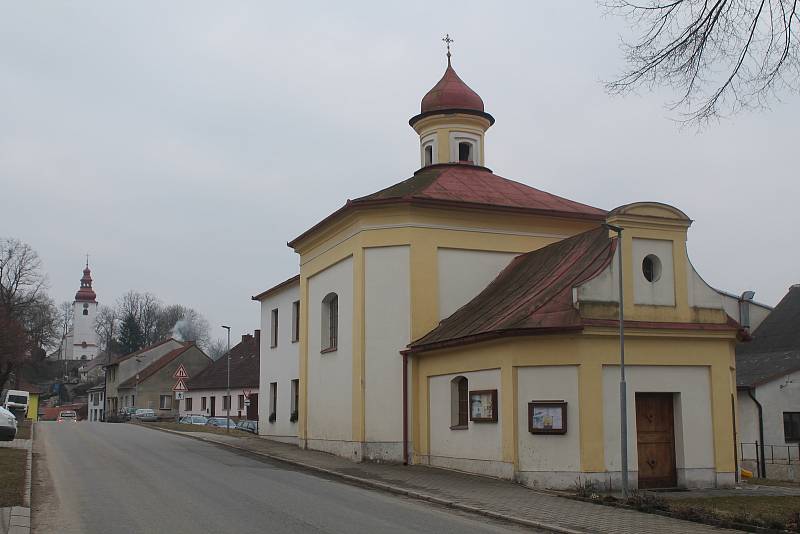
[{"xmin": 254, "ymin": 50, "xmax": 743, "ymax": 490}]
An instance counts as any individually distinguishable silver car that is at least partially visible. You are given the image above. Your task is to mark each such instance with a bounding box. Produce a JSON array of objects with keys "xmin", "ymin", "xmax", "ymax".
[
  {"xmin": 0, "ymin": 405, "xmax": 18, "ymax": 441},
  {"xmin": 133, "ymin": 409, "xmax": 158, "ymax": 422}
]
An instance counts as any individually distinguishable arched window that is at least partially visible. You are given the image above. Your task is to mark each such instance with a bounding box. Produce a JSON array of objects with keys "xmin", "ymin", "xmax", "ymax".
[
  {"xmin": 458, "ymin": 141, "xmax": 473, "ymax": 163},
  {"xmin": 450, "ymin": 376, "xmax": 468, "ymax": 429},
  {"xmin": 321, "ymin": 293, "xmax": 338, "ymax": 353}
]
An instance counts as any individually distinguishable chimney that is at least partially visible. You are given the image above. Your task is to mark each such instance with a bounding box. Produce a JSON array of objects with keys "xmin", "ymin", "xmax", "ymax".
[
  {"xmin": 254, "ymin": 329, "xmax": 261, "ymax": 354},
  {"xmin": 241, "ymin": 334, "xmax": 248, "ymax": 344}
]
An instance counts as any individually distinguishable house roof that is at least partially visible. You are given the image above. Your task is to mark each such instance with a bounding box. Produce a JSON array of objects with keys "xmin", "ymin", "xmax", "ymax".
[
  {"xmin": 105, "ymin": 338, "xmax": 181, "ymax": 367},
  {"xmin": 288, "ymin": 164, "xmax": 606, "ymax": 248},
  {"xmin": 252, "ymin": 274, "xmax": 300, "ymax": 302},
  {"xmin": 186, "ymin": 335, "xmax": 259, "ymax": 390},
  {"xmin": 736, "ymin": 285, "xmax": 800, "ymax": 387},
  {"xmin": 118, "ymin": 344, "xmax": 206, "ymax": 389},
  {"xmin": 408, "ymin": 226, "xmax": 615, "ymax": 352}
]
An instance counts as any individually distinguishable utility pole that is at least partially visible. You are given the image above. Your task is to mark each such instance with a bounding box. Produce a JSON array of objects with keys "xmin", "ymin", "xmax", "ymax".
[
  {"xmin": 604, "ymin": 223, "xmax": 629, "ymax": 497},
  {"xmin": 221, "ymin": 325, "xmax": 231, "ymax": 433}
]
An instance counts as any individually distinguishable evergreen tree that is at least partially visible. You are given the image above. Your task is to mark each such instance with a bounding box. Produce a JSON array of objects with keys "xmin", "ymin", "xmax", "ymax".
[{"xmin": 116, "ymin": 313, "xmax": 144, "ymax": 355}]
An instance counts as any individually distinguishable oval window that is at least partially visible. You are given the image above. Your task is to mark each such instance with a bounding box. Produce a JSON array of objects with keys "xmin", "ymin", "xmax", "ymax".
[{"xmin": 642, "ymin": 254, "xmax": 662, "ymax": 282}]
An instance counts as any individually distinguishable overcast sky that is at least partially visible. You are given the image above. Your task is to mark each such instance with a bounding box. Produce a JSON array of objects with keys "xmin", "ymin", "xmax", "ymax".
[{"xmin": 1, "ymin": 1, "xmax": 797, "ymax": 345}]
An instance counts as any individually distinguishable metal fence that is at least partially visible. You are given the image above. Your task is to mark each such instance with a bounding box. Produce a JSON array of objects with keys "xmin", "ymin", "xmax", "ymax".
[{"xmin": 740, "ymin": 442, "xmax": 800, "ymax": 477}]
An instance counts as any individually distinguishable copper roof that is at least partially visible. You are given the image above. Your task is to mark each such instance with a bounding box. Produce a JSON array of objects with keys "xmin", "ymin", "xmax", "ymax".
[
  {"xmin": 288, "ymin": 164, "xmax": 606, "ymax": 248},
  {"xmin": 75, "ymin": 266, "xmax": 96, "ymax": 302},
  {"xmin": 408, "ymin": 227, "xmax": 615, "ymax": 352}
]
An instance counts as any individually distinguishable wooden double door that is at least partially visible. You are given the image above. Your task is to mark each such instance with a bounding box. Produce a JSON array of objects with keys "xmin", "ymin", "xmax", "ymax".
[{"xmin": 636, "ymin": 393, "xmax": 677, "ymax": 489}]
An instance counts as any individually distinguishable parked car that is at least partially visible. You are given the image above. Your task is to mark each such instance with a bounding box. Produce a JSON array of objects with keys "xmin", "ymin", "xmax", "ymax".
[
  {"xmin": 57, "ymin": 410, "xmax": 78, "ymax": 423},
  {"xmin": 132, "ymin": 409, "xmax": 158, "ymax": 422},
  {"xmin": 2, "ymin": 389, "xmax": 29, "ymax": 420},
  {"xmin": 236, "ymin": 420, "xmax": 258, "ymax": 434},
  {"xmin": 120, "ymin": 407, "xmax": 138, "ymax": 421},
  {"xmin": 205, "ymin": 417, "xmax": 237, "ymax": 430},
  {"xmin": 179, "ymin": 415, "xmax": 208, "ymax": 426},
  {"xmin": 0, "ymin": 406, "xmax": 18, "ymax": 441}
]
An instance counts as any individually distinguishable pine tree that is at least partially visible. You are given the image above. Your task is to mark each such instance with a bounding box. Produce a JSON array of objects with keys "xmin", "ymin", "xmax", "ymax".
[{"xmin": 117, "ymin": 313, "xmax": 144, "ymax": 355}]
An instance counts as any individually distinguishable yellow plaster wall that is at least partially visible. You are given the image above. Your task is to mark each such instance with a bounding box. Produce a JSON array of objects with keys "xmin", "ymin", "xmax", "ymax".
[
  {"xmin": 413, "ymin": 331, "xmax": 737, "ymax": 475},
  {"xmin": 294, "ymin": 206, "xmax": 599, "ymax": 447}
]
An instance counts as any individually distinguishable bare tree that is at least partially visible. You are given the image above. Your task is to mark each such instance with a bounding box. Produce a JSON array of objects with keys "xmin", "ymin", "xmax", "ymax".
[
  {"xmin": 95, "ymin": 305, "xmax": 118, "ymax": 353},
  {"xmin": 0, "ymin": 238, "xmax": 47, "ymax": 316},
  {"xmin": 605, "ymin": 0, "xmax": 800, "ymax": 122},
  {"xmin": 207, "ymin": 338, "xmax": 228, "ymax": 361},
  {"xmin": 115, "ymin": 291, "xmax": 163, "ymax": 346},
  {"xmin": 0, "ymin": 307, "xmax": 29, "ymax": 392},
  {"xmin": 170, "ymin": 308, "xmax": 210, "ymax": 349}
]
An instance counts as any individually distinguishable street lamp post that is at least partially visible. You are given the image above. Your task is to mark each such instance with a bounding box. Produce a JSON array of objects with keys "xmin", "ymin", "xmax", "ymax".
[
  {"xmin": 604, "ymin": 223, "xmax": 629, "ymax": 497},
  {"xmin": 221, "ymin": 325, "xmax": 231, "ymax": 433}
]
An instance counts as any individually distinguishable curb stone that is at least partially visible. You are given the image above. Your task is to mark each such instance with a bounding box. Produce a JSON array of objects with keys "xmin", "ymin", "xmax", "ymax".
[{"xmin": 147, "ymin": 426, "xmax": 586, "ymax": 534}]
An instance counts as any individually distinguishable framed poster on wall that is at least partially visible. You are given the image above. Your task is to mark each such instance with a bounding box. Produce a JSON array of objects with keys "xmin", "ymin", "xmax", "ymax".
[
  {"xmin": 528, "ymin": 401, "xmax": 567, "ymax": 434},
  {"xmin": 469, "ymin": 389, "xmax": 498, "ymax": 422}
]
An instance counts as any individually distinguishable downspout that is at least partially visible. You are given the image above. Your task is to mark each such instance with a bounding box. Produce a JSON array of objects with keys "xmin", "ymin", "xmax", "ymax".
[
  {"xmin": 747, "ymin": 387, "xmax": 766, "ymax": 478},
  {"xmin": 402, "ymin": 352, "xmax": 409, "ymax": 465}
]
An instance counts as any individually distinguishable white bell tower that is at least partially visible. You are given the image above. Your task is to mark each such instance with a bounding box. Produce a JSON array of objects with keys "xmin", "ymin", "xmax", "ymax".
[{"xmin": 70, "ymin": 259, "xmax": 99, "ymax": 361}]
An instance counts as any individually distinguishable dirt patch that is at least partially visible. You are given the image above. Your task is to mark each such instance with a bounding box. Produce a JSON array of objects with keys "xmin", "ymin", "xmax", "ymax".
[
  {"xmin": 668, "ymin": 496, "xmax": 800, "ymax": 531},
  {"xmin": 0, "ymin": 448, "xmax": 27, "ymax": 506}
]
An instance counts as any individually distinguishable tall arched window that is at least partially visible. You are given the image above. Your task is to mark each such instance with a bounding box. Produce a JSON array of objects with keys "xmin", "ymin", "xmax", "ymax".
[
  {"xmin": 321, "ymin": 293, "xmax": 338, "ymax": 353},
  {"xmin": 450, "ymin": 376, "xmax": 468, "ymax": 429}
]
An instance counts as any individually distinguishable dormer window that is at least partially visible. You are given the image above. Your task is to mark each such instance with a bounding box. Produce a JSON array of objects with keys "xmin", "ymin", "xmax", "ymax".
[
  {"xmin": 449, "ymin": 132, "xmax": 480, "ymax": 165},
  {"xmin": 420, "ymin": 134, "xmax": 437, "ymax": 167},
  {"xmin": 458, "ymin": 142, "xmax": 473, "ymax": 163}
]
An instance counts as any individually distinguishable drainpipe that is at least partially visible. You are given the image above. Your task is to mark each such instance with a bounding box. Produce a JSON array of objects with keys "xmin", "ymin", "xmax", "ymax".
[
  {"xmin": 402, "ymin": 352, "xmax": 409, "ymax": 465},
  {"xmin": 747, "ymin": 387, "xmax": 766, "ymax": 478}
]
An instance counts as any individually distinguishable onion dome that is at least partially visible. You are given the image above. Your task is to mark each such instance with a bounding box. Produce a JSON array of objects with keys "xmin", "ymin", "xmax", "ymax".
[
  {"xmin": 75, "ymin": 265, "xmax": 96, "ymax": 302},
  {"xmin": 410, "ymin": 56, "xmax": 494, "ymax": 127},
  {"xmin": 420, "ymin": 60, "xmax": 485, "ymax": 114}
]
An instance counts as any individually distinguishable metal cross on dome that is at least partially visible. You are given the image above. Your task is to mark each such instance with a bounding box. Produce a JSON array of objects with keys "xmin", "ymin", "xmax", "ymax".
[{"xmin": 442, "ymin": 33, "xmax": 454, "ymax": 60}]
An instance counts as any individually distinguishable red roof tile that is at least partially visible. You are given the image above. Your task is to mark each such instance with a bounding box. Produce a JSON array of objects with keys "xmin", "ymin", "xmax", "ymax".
[
  {"xmin": 289, "ymin": 165, "xmax": 605, "ymax": 248},
  {"xmin": 408, "ymin": 227, "xmax": 615, "ymax": 352}
]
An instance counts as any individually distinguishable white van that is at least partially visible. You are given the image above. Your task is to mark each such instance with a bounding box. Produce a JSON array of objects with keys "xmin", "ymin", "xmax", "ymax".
[{"xmin": 3, "ymin": 390, "xmax": 30, "ymax": 418}]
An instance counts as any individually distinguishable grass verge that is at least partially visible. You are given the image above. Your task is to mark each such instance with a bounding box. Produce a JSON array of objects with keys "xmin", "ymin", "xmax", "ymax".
[
  {"xmin": 0, "ymin": 448, "xmax": 27, "ymax": 507},
  {"xmin": 14, "ymin": 420, "xmax": 31, "ymax": 440}
]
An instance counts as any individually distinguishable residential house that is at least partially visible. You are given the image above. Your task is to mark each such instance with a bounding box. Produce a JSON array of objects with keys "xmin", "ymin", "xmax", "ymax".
[
  {"xmin": 103, "ymin": 338, "xmax": 184, "ymax": 414},
  {"xmin": 737, "ymin": 285, "xmax": 800, "ymax": 480},
  {"xmin": 253, "ymin": 277, "xmax": 299, "ymax": 443},
  {"xmin": 87, "ymin": 384, "xmax": 105, "ymax": 422},
  {"xmin": 181, "ymin": 331, "xmax": 260, "ymax": 420},
  {"xmin": 117, "ymin": 343, "xmax": 211, "ymax": 417}
]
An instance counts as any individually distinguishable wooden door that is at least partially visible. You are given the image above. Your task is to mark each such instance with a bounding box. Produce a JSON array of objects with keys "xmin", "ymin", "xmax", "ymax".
[
  {"xmin": 636, "ymin": 393, "xmax": 677, "ymax": 489},
  {"xmin": 210, "ymin": 396, "xmax": 216, "ymax": 417},
  {"xmin": 247, "ymin": 393, "xmax": 259, "ymax": 421}
]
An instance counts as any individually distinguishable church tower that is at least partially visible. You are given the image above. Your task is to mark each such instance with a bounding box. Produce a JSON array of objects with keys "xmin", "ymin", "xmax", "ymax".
[
  {"xmin": 70, "ymin": 260, "xmax": 99, "ymax": 360},
  {"xmin": 409, "ymin": 35, "xmax": 494, "ymax": 169}
]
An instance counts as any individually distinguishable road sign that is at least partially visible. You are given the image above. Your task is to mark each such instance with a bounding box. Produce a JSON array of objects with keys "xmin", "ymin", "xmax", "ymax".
[
  {"xmin": 244, "ymin": 399, "xmax": 251, "ymax": 407},
  {"xmin": 172, "ymin": 378, "xmax": 188, "ymax": 392},
  {"xmin": 175, "ymin": 391, "xmax": 185, "ymax": 400},
  {"xmin": 173, "ymin": 364, "xmax": 189, "ymax": 379}
]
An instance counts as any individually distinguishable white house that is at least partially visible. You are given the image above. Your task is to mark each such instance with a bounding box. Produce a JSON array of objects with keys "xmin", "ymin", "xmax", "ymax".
[
  {"xmin": 252, "ymin": 276, "xmax": 300, "ymax": 444},
  {"xmin": 181, "ymin": 331, "xmax": 260, "ymax": 420},
  {"xmin": 87, "ymin": 385, "xmax": 105, "ymax": 422},
  {"xmin": 737, "ymin": 285, "xmax": 799, "ymax": 480}
]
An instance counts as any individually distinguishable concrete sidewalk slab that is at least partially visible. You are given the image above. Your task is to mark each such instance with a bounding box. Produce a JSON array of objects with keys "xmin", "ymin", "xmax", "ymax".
[{"xmin": 151, "ymin": 426, "xmax": 742, "ymax": 534}]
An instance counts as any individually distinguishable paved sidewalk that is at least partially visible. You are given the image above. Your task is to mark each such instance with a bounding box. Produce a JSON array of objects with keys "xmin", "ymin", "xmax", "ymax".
[
  {"xmin": 0, "ymin": 507, "xmax": 30, "ymax": 534},
  {"xmin": 157, "ymin": 428, "xmax": 741, "ymax": 534}
]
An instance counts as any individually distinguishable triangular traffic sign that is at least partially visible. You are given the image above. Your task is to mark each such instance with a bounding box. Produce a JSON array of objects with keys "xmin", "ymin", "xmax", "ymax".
[
  {"xmin": 173, "ymin": 363, "xmax": 189, "ymax": 379},
  {"xmin": 173, "ymin": 378, "xmax": 188, "ymax": 391}
]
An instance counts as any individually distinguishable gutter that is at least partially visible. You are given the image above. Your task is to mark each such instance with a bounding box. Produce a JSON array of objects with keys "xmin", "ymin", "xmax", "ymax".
[
  {"xmin": 402, "ymin": 352, "xmax": 409, "ymax": 465},
  {"xmin": 746, "ymin": 387, "xmax": 767, "ymax": 478}
]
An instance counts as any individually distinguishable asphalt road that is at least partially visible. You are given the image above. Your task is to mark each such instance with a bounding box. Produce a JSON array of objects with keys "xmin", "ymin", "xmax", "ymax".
[{"xmin": 32, "ymin": 422, "xmax": 533, "ymax": 534}]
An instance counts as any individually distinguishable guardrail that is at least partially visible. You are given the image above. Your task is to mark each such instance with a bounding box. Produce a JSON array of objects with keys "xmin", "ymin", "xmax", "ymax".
[{"xmin": 740, "ymin": 441, "xmax": 800, "ymax": 477}]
